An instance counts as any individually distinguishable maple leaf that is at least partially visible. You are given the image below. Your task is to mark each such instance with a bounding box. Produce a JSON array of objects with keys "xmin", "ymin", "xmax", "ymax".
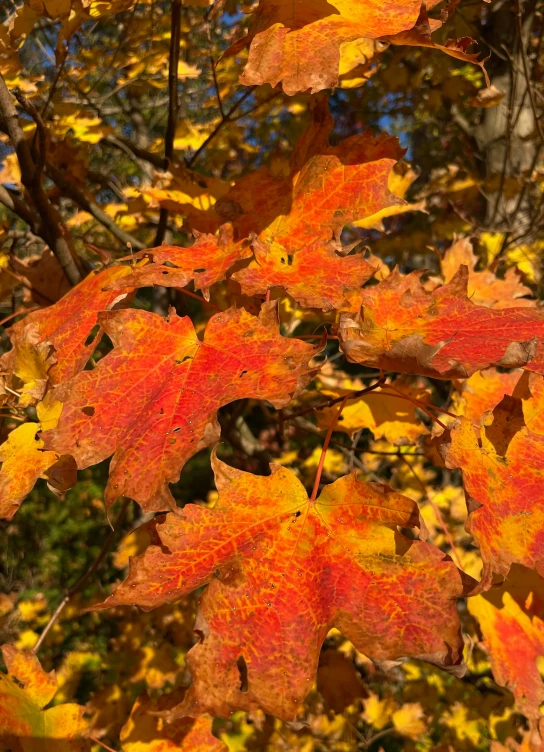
[
  {"xmin": 110, "ymin": 226, "xmax": 252, "ymax": 301},
  {"xmin": 120, "ymin": 692, "xmax": 226, "ymax": 752},
  {"xmin": 208, "ymin": 101, "xmax": 403, "ymax": 309},
  {"xmin": 0, "ymin": 409, "xmax": 76, "ymax": 520},
  {"xmin": 229, "ymin": 0, "xmax": 436, "ymax": 95},
  {"xmin": 214, "ymin": 114, "xmax": 404, "ymax": 251},
  {"xmin": 233, "ymin": 238, "xmax": 376, "ymax": 311},
  {"xmin": 339, "ymin": 266, "xmax": 544, "ymax": 379},
  {"xmin": 1, "ymin": 267, "xmax": 134, "ymax": 386},
  {"xmin": 316, "ymin": 377, "xmax": 430, "ymax": 445},
  {"xmin": 468, "ymin": 565, "xmax": 544, "ymax": 720},
  {"xmin": 42, "ymin": 303, "xmax": 319, "ymax": 511},
  {"xmin": 353, "ymin": 163, "xmax": 426, "ymax": 231},
  {"xmin": 444, "ymin": 371, "xmax": 544, "ymax": 584},
  {"xmin": 451, "ymin": 368, "xmax": 523, "ymax": 426},
  {"xmin": 430, "ymin": 237, "xmax": 534, "ymax": 309},
  {"xmin": 8, "ymin": 328, "xmax": 56, "ymax": 408},
  {"xmin": 93, "ymin": 454, "xmax": 468, "ymax": 720},
  {"xmin": 12, "ymin": 249, "xmax": 72, "ymax": 306},
  {"xmin": 0, "ymin": 643, "xmax": 89, "ymax": 751}
]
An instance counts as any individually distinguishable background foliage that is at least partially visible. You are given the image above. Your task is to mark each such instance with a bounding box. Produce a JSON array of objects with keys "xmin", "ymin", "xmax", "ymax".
[{"xmin": 1, "ymin": 0, "xmax": 544, "ymax": 750}]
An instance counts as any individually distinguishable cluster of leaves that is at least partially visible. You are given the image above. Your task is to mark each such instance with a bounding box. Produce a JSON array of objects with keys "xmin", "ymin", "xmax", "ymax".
[{"xmin": 1, "ymin": 0, "xmax": 544, "ymax": 750}]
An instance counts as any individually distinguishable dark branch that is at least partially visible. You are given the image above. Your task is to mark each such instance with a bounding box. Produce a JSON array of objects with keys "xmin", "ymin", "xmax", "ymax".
[
  {"xmin": 154, "ymin": 0, "xmax": 182, "ymax": 246},
  {"xmin": 0, "ymin": 74, "xmax": 82, "ymax": 285}
]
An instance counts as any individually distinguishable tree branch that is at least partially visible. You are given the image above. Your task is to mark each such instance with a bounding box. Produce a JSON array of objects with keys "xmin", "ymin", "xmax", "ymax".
[
  {"xmin": 0, "ymin": 74, "xmax": 82, "ymax": 285},
  {"xmin": 45, "ymin": 162, "xmax": 145, "ymax": 251},
  {"xmin": 102, "ymin": 135, "xmax": 165, "ymax": 169},
  {"xmin": 0, "ymin": 185, "xmax": 40, "ymax": 228},
  {"xmin": 154, "ymin": 0, "xmax": 182, "ymax": 246}
]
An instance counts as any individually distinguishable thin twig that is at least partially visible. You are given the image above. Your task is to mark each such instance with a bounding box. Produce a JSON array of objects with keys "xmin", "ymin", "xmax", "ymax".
[
  {"xmin": 400, "ymin": 455, "xmax": 463, "ymax": 570},
  {"xmin": 90, "ymin": 736, "xmax": 118, "ymax": 752},
  {"xmin": 175, "ymin": 286, "xmax": 221, "ymax": 311},
  {"xmin": 46, "ymin": 161, "xmax": 145, "ymax": 251},
  {"xmin": 360, "ymin": 727, "xmax": 396, "ymax": 749},
  {"xmin": 187, "ymin": 87, "xmax": 255, "ymax": 167},
  {"xmin": 286, "ymin": 378, "xmax": 385, "ymax": 421},
  {"xmin": 33, "ymin": 499, "xmax": 130, "ymax": 654}
]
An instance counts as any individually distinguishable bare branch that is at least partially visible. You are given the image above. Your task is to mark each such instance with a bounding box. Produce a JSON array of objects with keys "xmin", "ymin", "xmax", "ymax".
[
  {"xmin": 154, "ymin": 0, "xmax": 182, "ymax": 246},
  {"xmin": 0, "ymin": 73, "xmax": 82, "ymax": 285},
  {"xmin": 0, "ymin": 185, "xmax": 40, "ymax": 229},
  {"xmin": 46, "ymin": 162, "xmax": 145, "ymax": 251}
]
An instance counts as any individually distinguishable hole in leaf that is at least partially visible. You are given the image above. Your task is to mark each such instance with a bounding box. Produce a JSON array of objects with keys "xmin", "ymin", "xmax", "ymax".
[
  {"xmin": 295, "ymin": 511, "xmax": 301, "ymax": 518},
  {"xmin": 193, "ymin": 268, "xmax": 206, "ymax": 273},
  {"xmin": 172, "ymin": 427, "xmax": 181, "ymax": 433},
  {"xmin": 84, "ymin": 325, "xmax": 100, "ymax": 347},
  {"xmin": 161, "ymin": 270, "xmax": 170, "ymax": 275},
  {"xmin": 82, "ymin": 406, "xmax": 95, "ymax": 417},
  {"xmin": 194, "ymin": 628, "xmax": 205, "ymax": 643},
  {"xmin": 239, "ymin": 370, "xmax": 248, "ymax": 377},
  {"xmin": 237, "ymin": 656, "xmax": 249, "ymax": 693}
]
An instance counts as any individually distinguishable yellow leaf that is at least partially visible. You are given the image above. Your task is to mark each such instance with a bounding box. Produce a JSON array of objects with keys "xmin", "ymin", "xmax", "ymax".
[
  {"xmin": 442, "ymin": 702, "xmax": 484, "ymax": 746},
  {"xmin": 0, "ymin": 423, "xmax": 59, "ymax": 520},
  {"xmin": 12, "ymin": 335, "xmax": 56, "ymax": 408},
  {"xmin": 317, "ymin": 377, "xmax": 430, "ymax": 445},
  {"xmin": 392, "ymin": 702, "xmax": 427, "ymax": 739},
  {"xmin": 177, "ymin": 60, "xmax": 201, "ymax": 78},
  {"xmin": 14, "ymin": 629, "xmax": 39, "ymax": 650},
  {"xmin": 17, "ymin": 597, "xmax": 47, "ymax": 623},
  {"xmin": 363, "ymin": 693, "xmax": 397, "ymax": 730}
]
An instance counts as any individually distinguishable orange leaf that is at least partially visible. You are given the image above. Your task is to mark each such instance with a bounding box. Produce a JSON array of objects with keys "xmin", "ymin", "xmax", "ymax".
[
  {"xmin": 339, "ymin": 266, "xmax": 544, "ymax": 379},
  {"xmin": 112, "ymin": 226, "xmax": 252, "ymax": 301},
  {"xmin": 469, "ymin": 565, "xmax": 544, "ymax": 720},
  {"xmin": 445, "ymin": 372, "xmax": 544, "ymax": 584},
  {"xmin": 454, "ymin": 368, "xmax": 523, "ymax": 425},
  {"xmin": 230, "ymin": 0, "xmax": 438, "ymax": 94},
  {"xmin": 233, "ymin": 239, "xmax": 376, "ymax": 311},
  {"xmin": 212, "ymin": 101, "xmax": 403, "ymax": 309},
  {"xmin": 433, "ymin": 237, "xmax": 534, "ymax": 309},
  {"xmin": 93, "ymin": 454, "xmax": 469, "ymax": 720},
  {"xmin": 43, "ymin": 303, "xmax": 319, "ymax": 511},
  {"xmin": 1, "ymin": 267, "xmax": 134, "ymax": 385}
]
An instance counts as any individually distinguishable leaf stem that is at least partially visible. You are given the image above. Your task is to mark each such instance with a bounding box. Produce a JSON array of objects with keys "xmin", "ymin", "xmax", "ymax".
[
  {"xmin": 90, "ymin": 735, "xmax": 118, "ymax": 752},
  {"xmin": 175, "ymin": 286, "xmax": 222, "ymax": 311},
  {"xmin": 310, "ymin": 395, "xmax": 348, "ymax": 502},
  {"xmin": 0, "ymin": 305, "xmax": 41, "ymax": 328}
]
